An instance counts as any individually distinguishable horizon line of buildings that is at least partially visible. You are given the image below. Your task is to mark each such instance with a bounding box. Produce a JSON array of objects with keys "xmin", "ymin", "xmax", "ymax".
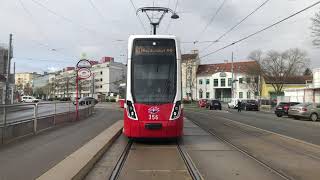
[
  {"xmin": 181, "ymin": 50, "xmax": 311, "ymax": 102},
  {"xmin": 15, "ymin": 56, "xmax": 126, "ymax": 101},
  {"xmin": 12, "ymin": 51, "xmax": 313, "ymax": 103}
]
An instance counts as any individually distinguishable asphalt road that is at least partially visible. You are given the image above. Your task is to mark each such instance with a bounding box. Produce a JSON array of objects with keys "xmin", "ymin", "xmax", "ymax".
[
  {"xmin": 185, "ymin": 106, "xmax": 320, "ymax": 180},
  {"xmin": 0, "ymin": 102, "xmax": 88, "ymax": 124},
  {"xmin": 0, "ymin": 104, "xmax": 122, "ymax": 180},
  {"xmin": 186, "ymin": 105, "xmax": 320, "ymax": 145}
]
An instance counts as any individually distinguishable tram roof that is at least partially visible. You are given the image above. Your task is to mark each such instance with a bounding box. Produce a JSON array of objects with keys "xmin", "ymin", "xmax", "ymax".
[{"xmin": 128, "ymin": 35, "xmax": 178, "ymax": 41}]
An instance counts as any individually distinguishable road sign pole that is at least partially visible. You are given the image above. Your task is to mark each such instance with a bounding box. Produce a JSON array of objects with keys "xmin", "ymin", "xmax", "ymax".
[
  {"xmin": 76, "ymin": 72, "xmax": 79, "ymax": 121},
  {"xmin": 75, "ymin": 58, "xmax": 92, "ymax": 121}
]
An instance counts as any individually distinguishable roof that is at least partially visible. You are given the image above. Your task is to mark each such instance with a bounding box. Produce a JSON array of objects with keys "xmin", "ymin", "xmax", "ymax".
[
  {"xmin": 197, "ymin": 61, "xmax": 259, "ymax": 76},
  {"xmin": 264, "ymin": 76, "xmax": 312, "ymax": 84},
  {"xmin": 181, "ymin": 54, "xmax": 198, "ymax": 62}
]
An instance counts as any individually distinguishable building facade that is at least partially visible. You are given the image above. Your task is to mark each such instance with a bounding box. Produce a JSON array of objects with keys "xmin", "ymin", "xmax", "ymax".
[
  {"xmin": 196, "ymin": 61, "xmax": 260, "ymax": 102},
  {"xmin": 282, "ymin": 68, "xmax": 319, "ymax": 103},
  {"xmin": 181, "ymin": 51, "xmax": 200, "ymax": 100},
  {"xmin": 261, "ymin": 76, "xmax": 311, "ymax": 99},
  {"xmin": 15, "ymin": 72, "xmax": 39, "ymax": 90},
  {"xmin": 32, "ymin": 73, "xmax": 56, "ymax": 99},
  {"xmin": 53, "ymin": 58, "xmax": 126, "ymax": 100}
]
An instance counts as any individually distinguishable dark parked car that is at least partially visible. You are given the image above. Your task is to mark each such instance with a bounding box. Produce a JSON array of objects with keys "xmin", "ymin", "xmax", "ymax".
[
  {"xmin": 74, "ymin": 97, "xmax": 98, "ymax": 106},
  {"xmin": 241, "ymin": 100, "xmax": 259, "ymax": 111},
  {"xmin": 60, "ymin": 97, "xmax": 71, "ymax": 101},
  {"xmin": 275, "ymin": 102, "xmax": 300, "ymax": 117},
  {"xmin": 208, "ymin": 100, "xmax": 222, "ymax": 110}
]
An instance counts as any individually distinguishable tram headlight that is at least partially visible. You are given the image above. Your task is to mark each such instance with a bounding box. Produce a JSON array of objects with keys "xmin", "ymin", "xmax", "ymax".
[
  {"xmin": 170, "ymin": 101, "xmax": 181, "ymax": 120},
  {"xmin": 126, "ymin": 100, "xmax": 137, "ymax": 120}
]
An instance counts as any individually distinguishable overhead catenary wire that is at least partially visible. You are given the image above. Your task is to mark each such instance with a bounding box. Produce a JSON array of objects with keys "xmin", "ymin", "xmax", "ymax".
[
  {"xmin": 30, "ymin": 0, "xmax": 105, "ymax": 36},
  {"xmin": 18, "ymin": 0, "xmax": 48, "ymax": 42},
  {"xmin": 14, "ymin": 57, "xmax": 76, "ymax": 63},
  {"xmin": 18, "ymin": 0, "xmax": 76, "ymax": 59},
  {"xmin": 200, "ymin": 0, "xmax": 320, "ymax": 59},
  {"xmin": 87, "ymin": 0, "xmax": 108, "ymax": 24},
  {"xmin": 200, "ymin": 0, "xmax": 270, "ymax": 52},
  {"xmin": 129, "ymin": 0, "xmax": 148, "ymax": 34},
  {"xmin": 195, "ymin": 0, "xmax": 227, "ymax": 41}
]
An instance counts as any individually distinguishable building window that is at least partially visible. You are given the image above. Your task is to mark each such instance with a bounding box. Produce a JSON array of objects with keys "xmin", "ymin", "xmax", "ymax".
[
  {"xmin": 206, "ymin": 92, "xmax": 210, "ymax": 98},
  {"xmin": 246, "ymin": 77, "xmax": 251, "ymax": 83},
  {"xmin": 100, "ymin": 78, "xmax": 103, "ymax": 81},
  {"xmin": 199, "ymin": 91, "xmax": 203, "ymax": 98},
  {"xmin": 239, "ymin": 92, "xmax": 243, "ymax": 98},
  {"xmin": 239, "ymin": 78, "xmax": 243, "ymax": 84},
  {"xmin": 221, "ymin": 78, "xmax": 226, "ymax": 87},
  {"xmin": 100, "ymin": 85, "xmax": 103, "ymax": 88},
  {"xmin": 255, "ymin": 91, "xmax": 259, "ymax": 96},
  {"xmin": 100, "ymin": 71, "xmax": 103, "ymax": 75},
  {"xmin": 247, "ymin": 92, "xmax": 251, "ymax": 99},
  {"xmin": 214, "ymin": 79, "xmax": 218, "ymax": 87},
  {"xmin": 254, "ymin": 77, "xmax": 259, "ymax": 83},
  {"xmin": 199, "ymin": 79, "xmax": 203, "ymax": 85},
  {"xmin": 228, "ymin": 78, "xmax": 232, "ymax": 86},
  {"xmin": 206, "ymin": 79, "xmax": 210, "ymax": 84}
]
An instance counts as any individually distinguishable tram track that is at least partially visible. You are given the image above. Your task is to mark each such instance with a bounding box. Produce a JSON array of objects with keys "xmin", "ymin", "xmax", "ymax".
[
  {"xmin": 108, "ymin": 137, "xmax": 203, "ymax": 180},
  {"xmin": 177, "ymin": 142, "xmax": 203, "ymax": 180},
  {"xmin": 187, "ymin": 116, "xmax": 293, "ymax": 180},
  {"xmin": 109, "ymin": 140, "xmax": 133, "ymax": 180}
]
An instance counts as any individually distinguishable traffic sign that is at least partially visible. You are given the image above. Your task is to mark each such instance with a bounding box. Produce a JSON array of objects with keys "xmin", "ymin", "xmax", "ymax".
[
  {"xmin": 78, "ymin": 68, "xmax": 91, "ymax": 79},
  {"xmin": 77, "ymin": 59, "xmax": 92, "ymax": 68}
]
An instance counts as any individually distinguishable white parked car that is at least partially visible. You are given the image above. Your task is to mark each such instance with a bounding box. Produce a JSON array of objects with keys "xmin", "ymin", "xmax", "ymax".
[
  {"xmin": 21, "ymin": 96, "xmax": 39, "ymax": 103},
  {"xmin": 228, "ymin": 98, "xmax": 242, "ymax": 109}
]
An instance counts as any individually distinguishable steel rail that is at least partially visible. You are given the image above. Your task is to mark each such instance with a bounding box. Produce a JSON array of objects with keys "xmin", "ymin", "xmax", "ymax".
[
  {"xmin": 187, "ymin": 117, "xmax": 293, "ymax": 180},
  {"xmin": 177, "ymin": 141, "xmax": 203, "ymax": 180},
  {"xmin": 109, "ymin": 140, "xmax": 133, "ymax": 180}
]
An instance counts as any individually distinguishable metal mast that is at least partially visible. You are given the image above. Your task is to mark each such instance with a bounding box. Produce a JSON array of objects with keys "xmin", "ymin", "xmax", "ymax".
[{"xmin": 136, "ymin": 7, "xmax": 179, "ymax": 35}]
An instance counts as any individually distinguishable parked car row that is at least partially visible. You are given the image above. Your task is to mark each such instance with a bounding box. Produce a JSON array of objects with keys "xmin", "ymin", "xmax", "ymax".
[
  {"xmin": 73, "ymin": 97, "xmax": 98, "ymax": 106},
  {"xmin": 275, "ymin": 102, "xmax": 320, "ymax": 121},
  {"xmin": 228, "ymin": 98, "xmax": 259, "ymax": 111},
  {"xmin": 198, "ymin": 99, "xmax": 222, "ymax": 110}
]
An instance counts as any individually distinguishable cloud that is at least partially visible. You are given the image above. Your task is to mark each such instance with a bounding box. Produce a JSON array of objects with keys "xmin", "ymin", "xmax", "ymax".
[{"xmin": 1, "ymin": 0, "xmax": 319, "ymax": 73}]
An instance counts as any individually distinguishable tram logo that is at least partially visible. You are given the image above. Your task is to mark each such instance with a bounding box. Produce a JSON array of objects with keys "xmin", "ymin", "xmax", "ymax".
[{"xmin": 148, "ymin": 106, "xmax": 160, "ymax": 114}]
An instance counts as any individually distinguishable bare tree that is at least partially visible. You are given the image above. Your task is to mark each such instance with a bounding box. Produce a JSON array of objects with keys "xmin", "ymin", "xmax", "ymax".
[
  {"xmin": 311, "ymin": 11, "xmax": 320, "ymax": 47},
  {"xmin": 248, "ymin": 48, "xmax": 309, "ymax": 95}
]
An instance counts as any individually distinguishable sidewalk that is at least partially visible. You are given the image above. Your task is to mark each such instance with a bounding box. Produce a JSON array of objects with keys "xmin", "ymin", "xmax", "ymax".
[{"xmin": 0, "ymin": 108, "xmax": 122, "ymax": 180}]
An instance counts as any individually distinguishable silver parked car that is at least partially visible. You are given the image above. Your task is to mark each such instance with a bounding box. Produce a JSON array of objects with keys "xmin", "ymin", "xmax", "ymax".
[{"xmin": 288, "ymin": 103, "xmax": 320, "ymax": 121}]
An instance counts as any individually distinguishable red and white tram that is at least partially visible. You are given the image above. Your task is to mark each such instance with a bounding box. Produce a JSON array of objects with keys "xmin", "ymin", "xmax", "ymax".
[{"xmin": 123, "ymin": 35, "xmax": 183, "ymax": 138}]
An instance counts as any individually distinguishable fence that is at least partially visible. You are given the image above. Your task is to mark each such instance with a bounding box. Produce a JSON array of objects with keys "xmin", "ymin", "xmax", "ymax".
[{"xmin": 0, "ymin": 101, "xmax": 94, "ymax": 145}]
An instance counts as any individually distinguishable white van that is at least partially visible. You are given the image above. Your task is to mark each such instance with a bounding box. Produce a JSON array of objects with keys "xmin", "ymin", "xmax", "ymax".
[{"xmin": 21, "ymin": 96, "xmax": 39, "ymax": 103}]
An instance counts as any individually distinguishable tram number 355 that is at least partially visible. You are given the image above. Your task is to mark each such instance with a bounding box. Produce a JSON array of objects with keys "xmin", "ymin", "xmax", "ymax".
[{"xmin": 149, "ymin": 114, "xmax": 158, "ymax": 120}]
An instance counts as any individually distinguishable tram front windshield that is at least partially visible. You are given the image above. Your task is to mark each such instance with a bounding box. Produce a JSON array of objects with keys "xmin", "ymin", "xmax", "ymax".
[{"xmin": 131, "ymin": 39, "xmax": 177, "ymax": 104}]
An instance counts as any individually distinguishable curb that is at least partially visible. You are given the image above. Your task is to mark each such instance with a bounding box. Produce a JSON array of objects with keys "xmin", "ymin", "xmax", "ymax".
[{"xmin": 36, "ymin": 120, "xmax": 123, "ymax": 180}]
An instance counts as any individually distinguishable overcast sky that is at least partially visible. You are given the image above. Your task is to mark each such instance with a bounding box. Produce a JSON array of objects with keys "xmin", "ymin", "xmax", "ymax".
[{"xmin": 1, "ymin": 0, "xmax": 320, "ymax": 73}]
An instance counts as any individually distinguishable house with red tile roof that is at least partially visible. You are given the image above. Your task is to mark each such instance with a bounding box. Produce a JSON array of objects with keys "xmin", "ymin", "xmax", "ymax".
[{"xmin": 196, "ymin": 60, "xmax": 260, "ymax": 101}]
